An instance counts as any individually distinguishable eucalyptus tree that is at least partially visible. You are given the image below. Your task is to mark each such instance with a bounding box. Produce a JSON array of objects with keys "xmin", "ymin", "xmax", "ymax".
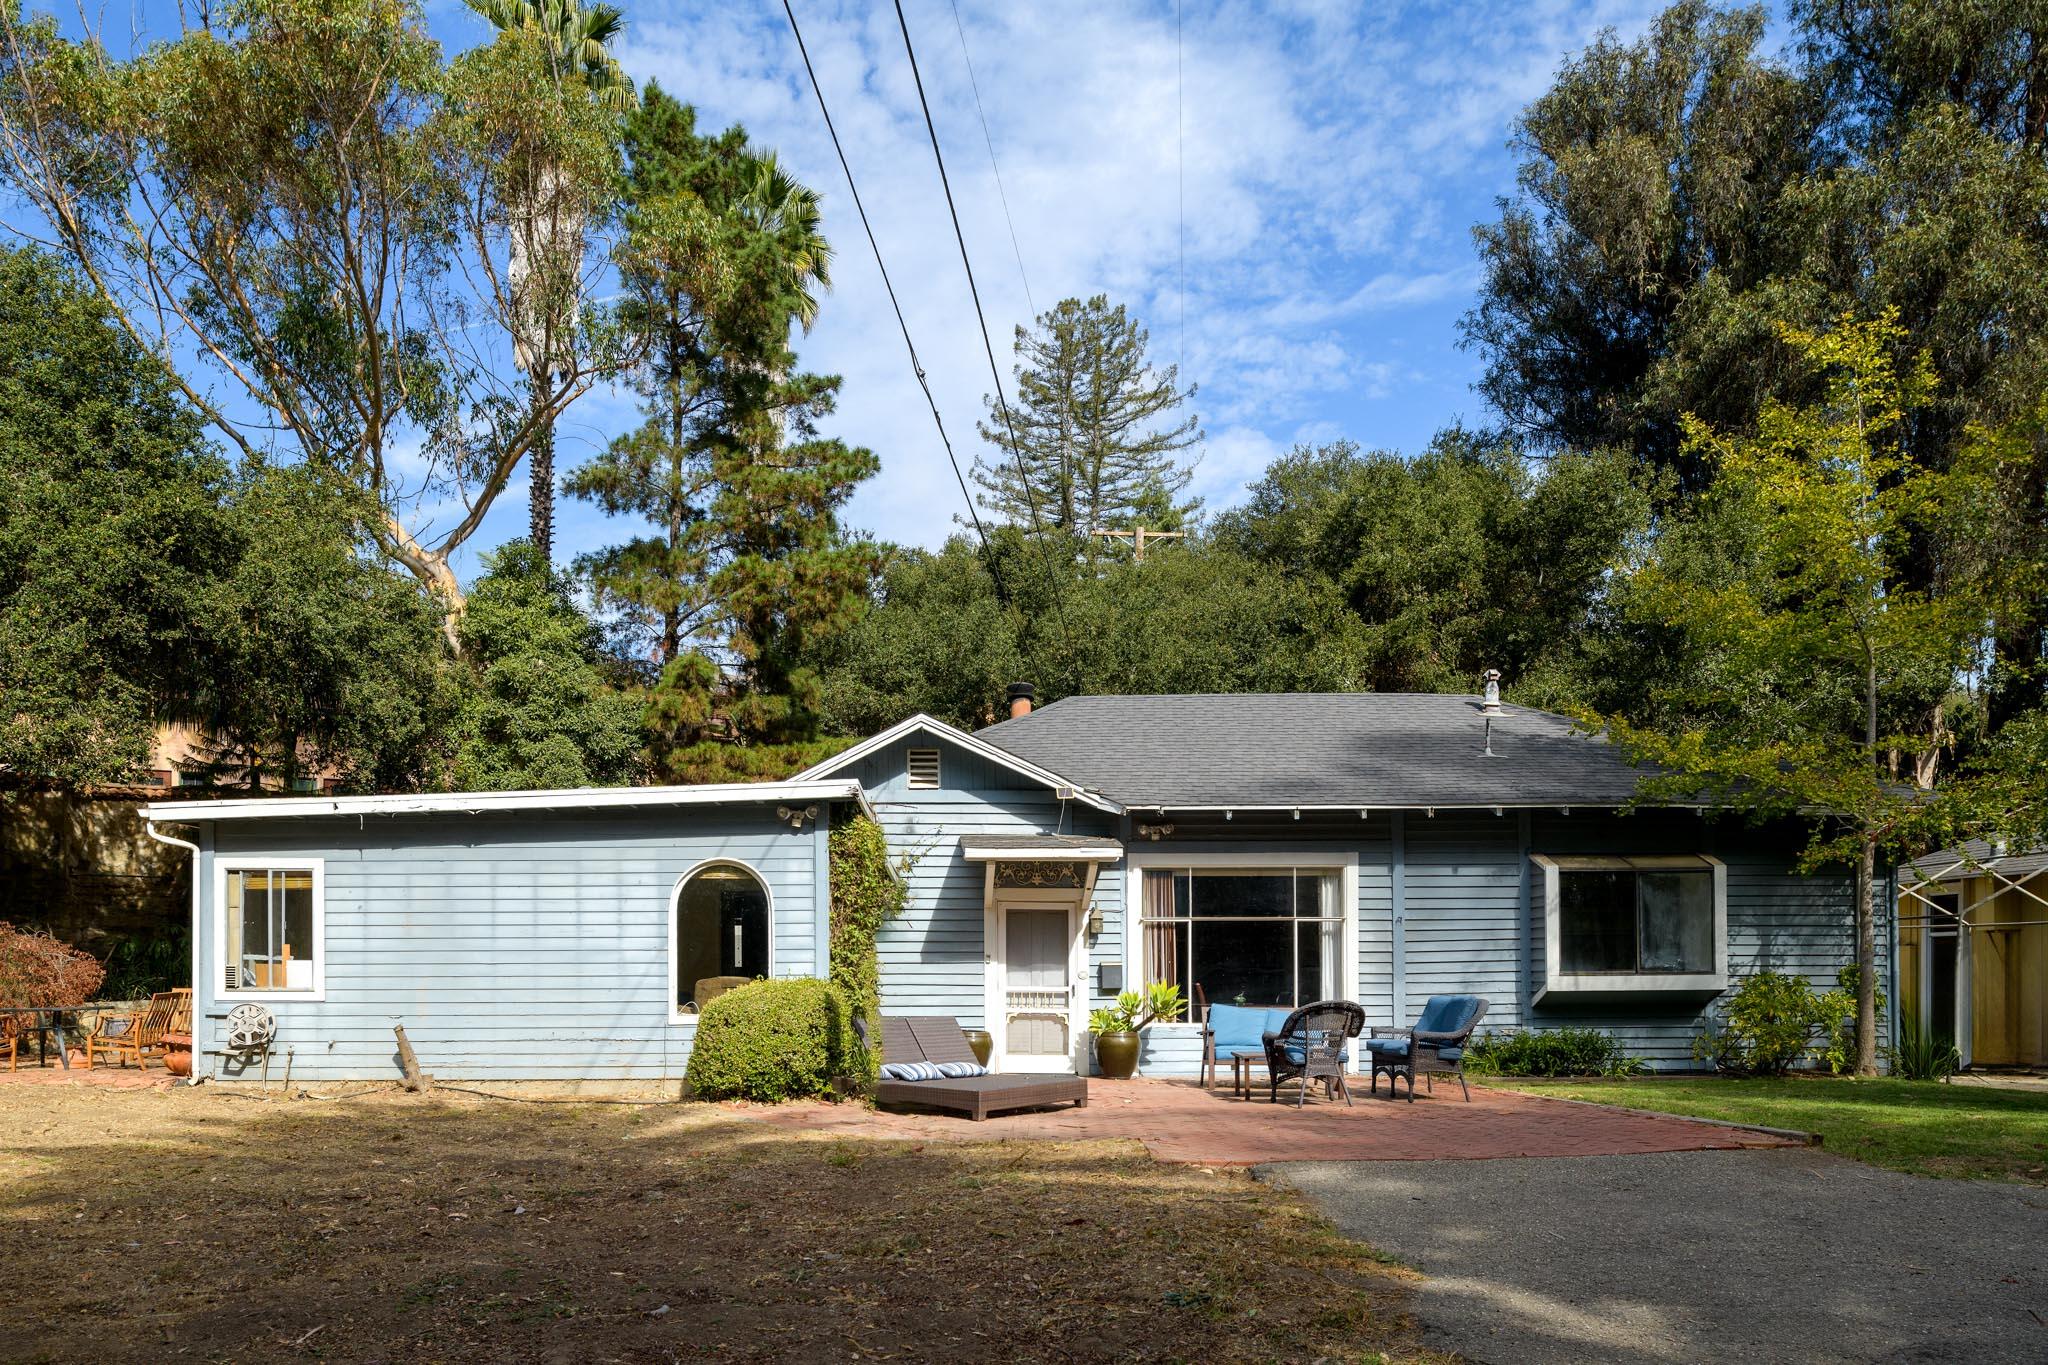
[
  {"xmin": 0, "ymin": 0, "xmax": 625, "ymax": 642},
  {"xmin": 461, "ymin": 0, "xmax": 636, "ymax": 560}
]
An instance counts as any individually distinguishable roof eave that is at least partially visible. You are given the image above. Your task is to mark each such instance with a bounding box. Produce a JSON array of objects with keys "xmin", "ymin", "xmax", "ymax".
[
  {"xmin": 797, "ymin": 714, "xmax": 1125, "ymax": 814},
  {"xmin": 140, "ymin": 778, "xmax": 875, "ymax": 825}
]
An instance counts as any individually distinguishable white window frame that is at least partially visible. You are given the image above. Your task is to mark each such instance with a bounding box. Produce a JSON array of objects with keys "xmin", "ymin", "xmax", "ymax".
[
  {"xmin": 1533, "ymin": 854, "xmax": 1726, "ymax": 997},
  {"xmin": 669, "ymin": 858, "xmax": 775, "ymax": 1025},
  {"xmin": 1122, "ymin": 849, "xmax": 1360, "ymax": 1033},
  {"xmin": 214, "ymin": 856, "xmax": 326, "ymax": 1002}
]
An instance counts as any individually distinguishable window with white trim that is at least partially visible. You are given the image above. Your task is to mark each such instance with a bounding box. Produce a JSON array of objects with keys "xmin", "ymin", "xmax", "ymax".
[
  {"xmin": 1139, "ymin": 867, "xmax": 1344, "ymax": 1008},
  {"xmin": 1536, "ymin": 855, "xmax": 1725, "ymax": 993},
  {"xmin": 222, "ymin": 863, "xmax": 321, "ymax": 993},
  {"xmin": 675, "ymin": 863, "xmax": 770, "ymax": 1011}
]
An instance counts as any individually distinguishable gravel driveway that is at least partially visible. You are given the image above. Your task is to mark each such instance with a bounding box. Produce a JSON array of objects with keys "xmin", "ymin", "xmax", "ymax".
[{"xmin": 1269, "ymin": 1148, "xmax": 2048, "ymax": 1364}]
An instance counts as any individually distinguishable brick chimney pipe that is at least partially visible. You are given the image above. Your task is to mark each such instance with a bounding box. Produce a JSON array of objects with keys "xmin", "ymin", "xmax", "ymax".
[{"xmin": 1006, "ymin": 682, "xmax": 1036, "ymax": 720}]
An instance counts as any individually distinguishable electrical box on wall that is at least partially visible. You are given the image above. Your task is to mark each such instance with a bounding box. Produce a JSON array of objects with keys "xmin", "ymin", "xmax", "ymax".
[{"xmin": 1099, "ymin": 963, "xmax": 1123, "ymax": 994}]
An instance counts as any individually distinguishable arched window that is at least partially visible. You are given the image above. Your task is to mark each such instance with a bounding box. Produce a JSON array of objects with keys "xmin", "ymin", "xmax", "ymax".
[{"xmin": 675, "ymin": 863, "xmax": 770, "ymax": 1011}]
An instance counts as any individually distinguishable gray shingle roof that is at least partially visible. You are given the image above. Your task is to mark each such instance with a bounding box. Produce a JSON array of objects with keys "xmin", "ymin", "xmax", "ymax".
[
  {"xmin": 976, "ymin": 693, "xmax": 1661, "ymax": 810},
  {"xmin": 1904, "ymin": 840, "xmax": 2048, "ymax": 883}
]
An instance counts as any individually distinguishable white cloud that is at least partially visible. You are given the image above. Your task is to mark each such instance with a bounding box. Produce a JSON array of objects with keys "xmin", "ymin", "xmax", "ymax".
[{"xmin": 482, "ymin": 0, "xmax": 1672, "ymax": 568}]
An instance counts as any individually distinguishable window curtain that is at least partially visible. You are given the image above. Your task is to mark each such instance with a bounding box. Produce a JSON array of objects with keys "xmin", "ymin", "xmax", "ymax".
[
  {"xmin": 1316, "ymin": 872, "xmax": 1342, "ymax": 1000},
  {"xmin": 1143, "ymin": 870, "xmax": 1180, "ymax": 992}
]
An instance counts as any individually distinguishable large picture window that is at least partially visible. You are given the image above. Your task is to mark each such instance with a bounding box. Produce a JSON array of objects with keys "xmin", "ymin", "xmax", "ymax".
[
  {"xmin": 1537, "ymin": 855, "xmax": 1725, "ymax": 994},
  {"xmin": 220, "ymin": 861, "xmax": 322, "ymax": 995},
  {"xmin": 675, "ymin": 863, "xmax": 770, "ymax": 1013},
  {"xmin": 1140, "ymin": 867, "xmax": 1343, "ymax": 1010}
]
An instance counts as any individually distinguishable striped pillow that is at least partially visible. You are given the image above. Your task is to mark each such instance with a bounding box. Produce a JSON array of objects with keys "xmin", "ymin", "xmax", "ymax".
[
  {"xmin": 934, "ymin": 1061, "xmax": 989, "ymax": 1078},
  {"xmin": 879, "ymin": 1061, "xmax": 946, "ymax": 1081}
]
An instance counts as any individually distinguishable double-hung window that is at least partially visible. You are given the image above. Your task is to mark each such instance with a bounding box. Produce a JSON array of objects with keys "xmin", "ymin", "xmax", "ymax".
[
  {"xmin": 1535, "ymin": 855, "xmax": 1725, "ymax": 995},
  {"xmin": 1139, "ymin": 867, "xmax": 1345, "ymax": 1009},
  {"xmin": 219, "ymin": 860, "xmax": 324, "ymax": 997}
]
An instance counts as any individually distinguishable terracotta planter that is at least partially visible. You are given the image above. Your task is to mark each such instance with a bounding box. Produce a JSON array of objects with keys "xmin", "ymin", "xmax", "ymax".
[
  {"xmin": 1094, "ymin": 1030, "xmax": 1141, "ymax": 1079},
  {"xmin": 161, "ymin": 1032, "xmax": 192, "ymax": 1078},
  {"xmin": 963, "ymin": 1029, "xmax": 994, "ymax": 1067}
]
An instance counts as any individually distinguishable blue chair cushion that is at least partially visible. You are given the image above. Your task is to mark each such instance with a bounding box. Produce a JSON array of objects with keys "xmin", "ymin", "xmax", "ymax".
[
  {"xmin": 1208, "ymin": 1004, "xmax": 1294, "ymax": 1053},
  {"xmin": 1434, "ymin": 1045, "xmax": 1464, "ymax": 1063},
  {"xmin": 1365, "ymin": 1037, "xmax": 1410, "ymax": 1058},
  {"xmin": 1414, "ymin": 994, "xmax": 1484, "ymax": 1037},
  {"xmin": 1274, "ymin": 1041, "xmax": 1353, "ymax": 1067}
]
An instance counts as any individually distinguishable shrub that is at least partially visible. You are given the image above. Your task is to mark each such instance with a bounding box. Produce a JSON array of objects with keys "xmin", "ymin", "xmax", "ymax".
[
  {"xmin": 1816, "ymin": 964, "xmax": 1885, "ymax": 1076},
  {"xmin": 1464, "ymin": 1027, "xmax": 1646, "ymax": 1077},
  {"xmin": 0, "ymin": 921, "xmax": 105, "ymax": 1007},
  {"xmin": 1693, "ymin": 970, "xmax": 1843, "ymax": 1076},
  {"xmin": 684, "ymin": 977, "xmax": 860, "ymax": 1102},
  {"xmin": 1889, "ymin": 1009, "xmax": 1960, "ymax": 1081}
]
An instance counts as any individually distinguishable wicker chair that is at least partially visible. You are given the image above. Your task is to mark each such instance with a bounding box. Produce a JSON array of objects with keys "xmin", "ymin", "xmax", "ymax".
[
  {"xmin": 1263, "ymin": 1000, "xmax": 1366, "ymax": 1107},
  {"xmin": 1366, "ymin": 994, "xmax": 1489, "ymax": 1101}
]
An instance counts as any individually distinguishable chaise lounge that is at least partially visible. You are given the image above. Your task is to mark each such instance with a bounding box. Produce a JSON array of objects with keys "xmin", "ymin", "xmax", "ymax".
[{"xmin": 872, "ymin": 1016, "xmax": 1089, "ymax": 1121}]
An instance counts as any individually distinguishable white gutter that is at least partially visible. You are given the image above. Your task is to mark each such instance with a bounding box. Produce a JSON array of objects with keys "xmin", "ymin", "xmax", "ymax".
[
  {"xmin": 140, "ymin": 778, "xmax": 873, "ymax": 824},
  {"xmin": 143, "ymin": 818, "xmax": 201, "ymax": 1084}
]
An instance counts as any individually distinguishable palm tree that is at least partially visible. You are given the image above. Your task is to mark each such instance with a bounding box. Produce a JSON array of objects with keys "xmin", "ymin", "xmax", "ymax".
[
  {"xmin": 466, "ymin": 0, "xmax": 636, "ymax": 109},
  {"xmin": 740, "ymin": 153, "xmax": 831, "ymax": 334},
  {"xmin": 466, "ymin": 0, "xmax": 637, "ymax": 560}
]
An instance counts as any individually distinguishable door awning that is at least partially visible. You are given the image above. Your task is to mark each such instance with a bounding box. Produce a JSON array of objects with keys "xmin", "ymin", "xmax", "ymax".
[{"xmin": 959, "ymin": 834, "xmax": 1124, "ymax": 862}]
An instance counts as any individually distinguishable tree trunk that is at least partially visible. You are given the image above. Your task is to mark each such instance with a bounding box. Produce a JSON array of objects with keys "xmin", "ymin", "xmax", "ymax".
[
  {"xmin": 528, "ymin": 368, "xmax": 555, "ymax": 562},
  {"xmin": 1855, "ymin": 835, "xmax": 1879, "ymax": 1077}
]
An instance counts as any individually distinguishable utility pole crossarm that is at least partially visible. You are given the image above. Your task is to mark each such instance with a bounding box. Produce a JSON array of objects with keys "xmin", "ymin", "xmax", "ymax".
[{"xmin": 1090, "ymin": 525, "xmax": 1184, "ymax": 563}]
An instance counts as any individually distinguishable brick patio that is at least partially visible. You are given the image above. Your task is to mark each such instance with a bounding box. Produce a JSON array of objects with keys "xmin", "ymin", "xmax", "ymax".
[
  {"xmin": 739, "ymin": 1077, "xmax": 1800, "ymax": 1165},
  {"xmin": 0, "ymin": 1056, "xmax": 172, "ymax": 1090}
]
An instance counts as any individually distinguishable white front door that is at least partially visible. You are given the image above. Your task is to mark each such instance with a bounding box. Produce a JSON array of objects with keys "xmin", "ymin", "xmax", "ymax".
[{"xmin": 997, "ymin": 898, "xmax": 1080, "ymax": 1073}]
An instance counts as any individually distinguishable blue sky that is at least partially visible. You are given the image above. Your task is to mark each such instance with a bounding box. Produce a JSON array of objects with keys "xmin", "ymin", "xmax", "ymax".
[
  {"xmin": 113, "ymin": 1, "xmax": 1676, "ymax": 577},
  {"xmin": 527, "ymin": 0, "xmax": 1667, "ymax": 566}
]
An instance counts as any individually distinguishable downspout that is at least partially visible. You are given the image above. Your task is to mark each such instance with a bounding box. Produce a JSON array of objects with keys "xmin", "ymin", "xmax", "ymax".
[{"xmin": 144, "ymin": 818, "xmax": 202, "ymax": 1084}]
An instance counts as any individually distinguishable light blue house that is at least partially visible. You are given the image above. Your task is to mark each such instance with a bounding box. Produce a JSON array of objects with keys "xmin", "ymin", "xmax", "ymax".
[{"xmin": 142, "ymin": 688, "xmax": 1880, "ymax": 1083}]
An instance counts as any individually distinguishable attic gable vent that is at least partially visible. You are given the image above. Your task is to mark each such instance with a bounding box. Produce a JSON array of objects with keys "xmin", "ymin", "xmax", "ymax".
[{"xmin": 906, "ymin": 748, "xmax": 941, "ymax": 790}]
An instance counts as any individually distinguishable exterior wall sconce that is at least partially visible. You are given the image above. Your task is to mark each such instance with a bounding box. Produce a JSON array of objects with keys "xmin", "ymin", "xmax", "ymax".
[
  {"xmin": 1137, "ymin": 822, "xmax": 1175, "ymax": 841},
  {"xmin": 775, "ymin": 803, "xmax": 819, "ymax": 829},
  {"xmin": 1086, "ymin": 908, "xmax": 1105, "ymax": 938}
]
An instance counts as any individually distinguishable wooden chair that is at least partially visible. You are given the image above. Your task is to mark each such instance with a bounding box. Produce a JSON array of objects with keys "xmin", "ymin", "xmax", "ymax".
[
  {"xmin": 85, "ymin": 991, "xmax": 183, "ymax": 1070},
  {"xmin": 1, "ymin": 1013, "xmax": 17, "ymax": 1073}
]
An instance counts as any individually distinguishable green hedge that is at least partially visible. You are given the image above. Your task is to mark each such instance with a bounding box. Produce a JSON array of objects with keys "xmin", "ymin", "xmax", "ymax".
[
  {"xmin": 683, "ymin": 977, "xmax": 861, "ymax": 1102},
  {"xmin": 1464, "ymin": 1027, "xmax": 1646, "ymax": 1078}
]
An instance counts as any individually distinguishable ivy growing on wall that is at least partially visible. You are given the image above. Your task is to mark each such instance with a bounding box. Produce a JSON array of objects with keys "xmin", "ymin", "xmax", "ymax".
[{"xmin": 828, "ymin": 814, "xmax": 906, "ymax": 1085}]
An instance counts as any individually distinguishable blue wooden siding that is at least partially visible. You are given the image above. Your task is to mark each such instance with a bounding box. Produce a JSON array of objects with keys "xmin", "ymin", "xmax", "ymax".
[
  {"xmin": 195, "ymin": 806, "xmax": 834, "ymax": 1082},
  {"xmin": 1097, "ymin": 810, "xmax": 1867, "ymax": 1076},
  {"xmin": 857, "ymin": 732, "xmax": 1119, "ymax": 1032}
]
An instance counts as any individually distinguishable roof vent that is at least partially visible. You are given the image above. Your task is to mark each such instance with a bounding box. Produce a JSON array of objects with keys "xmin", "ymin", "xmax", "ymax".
[
  {"xmin": 907, "ymin": 749, "xmax": 941, "ymax": 790},
  {"xmin": 1479, "ymin": 668, "xmax": 1503, "ymax": 715}
]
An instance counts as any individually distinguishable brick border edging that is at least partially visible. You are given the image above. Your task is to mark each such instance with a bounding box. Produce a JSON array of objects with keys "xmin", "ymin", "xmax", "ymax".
[{"xmin": 1494, "ymin": 1087, "xmax": 1823, "ymax": 1146}]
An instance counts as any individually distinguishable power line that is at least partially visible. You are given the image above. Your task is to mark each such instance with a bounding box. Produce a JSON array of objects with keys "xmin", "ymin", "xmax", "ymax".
[
  {"xmin": 777, "ymin": 0, "xmax": 1004, "ymax": 597},
  {"xmin": 947, "ymin": 0, "xmax": 1035, "ymax": 317},
  {"xmin": 892, "ymin": 0, "xmax": 1080, "ymax": 658},
  {"xmin": 1176, "ymin": 0, "xmax": 1185, "ymax": 375}
]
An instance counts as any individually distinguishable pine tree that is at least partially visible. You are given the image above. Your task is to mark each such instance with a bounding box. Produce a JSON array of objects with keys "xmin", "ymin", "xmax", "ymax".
[
  {"xmin": 565, "ymin": 86, "xmax": 878, "ymax": 767},
  {"xmin": 972, "ymin": 295, "xmax": 1201, "ymax": 536}
]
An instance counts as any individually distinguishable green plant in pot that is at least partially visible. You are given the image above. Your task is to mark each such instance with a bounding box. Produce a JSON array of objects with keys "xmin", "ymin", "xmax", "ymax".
[{"xmin": 1090, "ymin": 982, "xmax": 1185, "ymax": 1079}]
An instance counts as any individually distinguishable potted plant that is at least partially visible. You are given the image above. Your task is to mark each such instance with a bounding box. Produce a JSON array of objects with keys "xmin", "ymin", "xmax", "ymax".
[{"xmin": 1089, "ymin": 983, "xmax": 1185, "ymax": 1079}]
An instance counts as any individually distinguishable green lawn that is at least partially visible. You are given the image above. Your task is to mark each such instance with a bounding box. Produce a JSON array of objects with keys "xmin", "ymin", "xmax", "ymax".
[{"xmin": 1498, "ymin": 1077, "xmax": 2048, "ymax": 1183}]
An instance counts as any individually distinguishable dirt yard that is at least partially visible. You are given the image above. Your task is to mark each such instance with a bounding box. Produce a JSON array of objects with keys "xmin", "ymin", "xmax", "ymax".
[{"xmin": 0, "ymin": 1082, "xmax": 1436, "ymax": 1363}]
